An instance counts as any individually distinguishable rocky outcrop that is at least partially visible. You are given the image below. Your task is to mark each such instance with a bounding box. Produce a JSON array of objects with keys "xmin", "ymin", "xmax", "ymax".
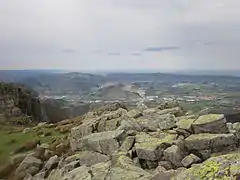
[
  {"xmin": 184, "ymin": 133, "xmax": 236, "ymax": 151},
  {"xmin": 70, "ymin": 130, "xmax": 126, "ymax": 154},
  {"xmin": 192, "ymin": 114, "xmax": 229, "ymax": 134},
  {"xmin": 0, "ymin": 82, "xmax": 42, "ymax": 124},
  {"xmin": 7, "ymin": 102, "xmax": 240, "ymax": 180}
]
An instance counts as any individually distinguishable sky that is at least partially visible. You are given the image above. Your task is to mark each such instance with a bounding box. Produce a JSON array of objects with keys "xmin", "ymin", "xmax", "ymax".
[{"xmin": 1, "ymin": 0, "xmax": 240, "ymax": 71}]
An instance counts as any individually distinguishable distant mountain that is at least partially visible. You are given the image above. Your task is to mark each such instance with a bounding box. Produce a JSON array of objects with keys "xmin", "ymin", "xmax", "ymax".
[
  {"xmin": 18, "ymin": 72, "xmax": 105, "ymax": 95},
  {"xmin": 1, "ymin": 70, "xmax": 240, "ymax": 98},
  {"xmin": 89, "ymin": 84, "xmax": 141, "ymax": 101}
]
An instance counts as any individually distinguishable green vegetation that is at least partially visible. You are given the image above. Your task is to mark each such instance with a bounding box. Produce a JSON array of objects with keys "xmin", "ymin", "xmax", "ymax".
[{"xmin": 0, "ymin": 125, "xmax": 64, "ymax": 164}]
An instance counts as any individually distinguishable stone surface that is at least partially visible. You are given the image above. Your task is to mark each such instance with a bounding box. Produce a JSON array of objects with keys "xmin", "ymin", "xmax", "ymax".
[
  {"xmin": 181, "ymin": 154, "xmax": 201, "ymax": 167},
  {"xmin": 105, "ymin": 155, "xmax": 152, "ymax": 180},
  {"xmin": 135, "ymin": 133, "xmax": 176, "ymax": 161},
  {"xmin": 157, "ymin": 107, "xmax": 184, "ymax": 117},
  {"xmin": 48, "ymin": 165, "xmax": 91, "ymax": 180},
  {"xmin": 192, "ymin": 114, "xmax": 229, "ymax": 134},
  {"xmin": 158, "ymin": 161, "xmax": 173, "ymax": 170},
  {"xmin": 198, "ymin": 149, "xmax": 211, "ymax": 160},
  {"xmin": 127, "ymin": 109, "xmax": 143, "ymax": 118},
  {"xmin": 158, "ymin": 114, "xmax": 177, "ymax": 130},
  {"xmin": 120, "ymin": 136, "xmax": 135, "ymax": 151},
  {"xmin": 64, "ymin": 151, "xmax": 110, "ymax": 167},
  {"xmin": 136, "ymin": 114, "xmax": 177, "ymax": 131},
  {"xmin": 117, "ymin": 119, "xmax": 143, "ymax": 132},
  {"xmin": 72, "ymin": 130, "xmax": 125, "ymax": 154},
  {"xmin": 43, "ymin": 155, "xmax": 59, "ymax": 171},
  {"xmin": 91, "ymin": 161, "xmax": 111, "ymax": 180},
  {"xmin": 173, "ymin": 153, "xmax": 240, "ymax": 180},
  {"xmin": 154, "ymin": 166, "xmax": 167, "ymax": 174},
  {"xmin": 163, "ymin": 145, "xmax": 185, "ymax": 168},
  {"xmin": 176, "ymin": 118, "xmax": 194, "ymax": 132},
  {"xmin": 15, "ymin": 155, "xmax": 43, "ymax": 179},
  {"xmin": 184, "ymin": 133, "xmax": 236, "ymax": 151}
]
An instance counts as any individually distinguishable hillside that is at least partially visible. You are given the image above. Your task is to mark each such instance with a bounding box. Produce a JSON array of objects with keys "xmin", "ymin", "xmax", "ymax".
[{"xmin": 0, "ymin": 102, "xmax": 239, "ymax": 180}]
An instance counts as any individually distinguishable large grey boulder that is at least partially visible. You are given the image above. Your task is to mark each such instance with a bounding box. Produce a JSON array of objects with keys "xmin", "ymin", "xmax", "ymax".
[
  {"xmin": 97, "ymin": 109, "xmax": 127, "ymax": 132},
  {"xmin": 158, "ymin": 114, "xmax": 177, "ymax": 130},
  {"xmin": 72, "ymin": 130, "xmax": 126, "ymax": 155},
  {"xmin": 163, "ymin": 145, "xmax": 185, "ymax": 168},
  {"xmin": 157, "ymin": 107, "xmax": 184, "ymax": 117},
  {"xmin": 136, "ymin": 114, "xmax": 177, "ymax": 131},
  {"xmin": 181, "ymin": 154, "xmax": 201, "ymax": 168},
  {"xmin": 184, "ymin": 133, "xmax": 236, "ymax": 151},
  {"xmin": 135, "ymin": 133, "xmax": 176, "ymax": 161},
  {"xmin": 117, "ymin": 118, "xmax": 143, "ymax": 132},
  {"xmin": 105, "ymin": 155, "xmax": 152, "ymax": 180},
  {"xmin": 43, "ymin": 155, "xmax": 59, "ymax": 172},
  {"xmin": 120, "ymin": 136, "xmax": 135, "ymax": 151},
  {"xmin": 15, "ymin": 155, "xmax": 43, "ymax": 180},
  {"xmin": 127, "ymin": 109, "xmax": 143, "ymax": 118},
  {"xmin": 63, "ymin": 151, "xmax": 110, "ymax": 167},
  {"xmin": 91, "ymin": 161, "xmax": 111, "ymax": 180},
  {"xmin": 176, "ymin": 118, "xmax": 194, "ymax": 132},
  {"xmin": 70, "ymin": 118, "xmax": 100, "ymax": 151},
  {"xmin": 192, "ymin": 114, "xmax": 229, "ymax": 134},
  {"xmin": 48, "ymin": 165, "xmax": 91, "ymax": 180}
]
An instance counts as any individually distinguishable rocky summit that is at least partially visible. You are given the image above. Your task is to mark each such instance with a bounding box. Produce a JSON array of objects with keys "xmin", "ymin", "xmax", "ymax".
[{"xmin": 2, "ymin": 102, "xmax": 240, "ymax": 180}]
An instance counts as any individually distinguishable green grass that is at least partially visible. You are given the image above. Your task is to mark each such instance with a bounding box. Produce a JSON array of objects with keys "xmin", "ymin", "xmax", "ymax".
[{"xmin": 0, "ymin": 125, "xmax": 64, "ymax": 164}]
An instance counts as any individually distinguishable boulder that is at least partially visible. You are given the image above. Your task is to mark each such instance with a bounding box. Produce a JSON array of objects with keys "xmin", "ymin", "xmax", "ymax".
[
  {"xmin": 197, "ymin": 149, "xmax": 211, "ymax": 160},
  {"xmin": 91, "ymin": 161, "xmax": 111, "ymax": 180},
  {"xmin": 15, "ymin": 156, "xmax": 43, "ymax": 179},
  {"xmin": 158, "ymin": 114, "xmax": 177, "ymax": 130},
  {"xmin": 163, "ymin": 145, "xmax": 185, "ymax": 168},
  {"xmin": 105, "ymin": 155, "xmax": 152, "ymax": 180},
  {"xmin": 158, "ymin": 161, "xmax": 173, "ymax": 170},
  {"xmin": 173, "ymin": 153, "xmax": 240, "ymax": 180},
  {"xmin": 184, "ymin": 133, "xmax": 236, "ymax": 151},
  {"xmin": 62, "ymin": 160, "xmax": 80, "ymax": 173},
  {"xmin": 72, "ymin": 130, "xmax": 125, "ymax": 155},
  {"xmin": 192, "ymin": 114, "xmax": 229, "ymax": 134},
  {"xmin": 117, "ymin": 119, "xmax": 143, "ymax": 132},
  {"xmin": 157, "ymin": 101, "xmax": 180, "ymax": 110},
  {"xmin": 48, "ymin": 164, "xmax": 91, "ymax": 180},
  {"xmin": 136, "ymin": 114, "xmax": 177, "ymax": 131},
  {"xmin": 157, "ymin": 107, "xmax": 184, "ymax": 117},
  {"xmin": 181, "ymin": 154, "xmax": 201, "ymax": 167},
  {"xmin": 43, "ymin": 155, "xmax": 59, "ymax": 172},
  {"xmin": 154, "ymin": 166, "xmax": 167, "ymax": 174},
  {"xmin": 127, "ymin": 109, "xmax": 143, "ymax": 118},
  {"xmin": 69, "ymin": 118, "xmax": 100, "ymax": 151},
  {"xmin": 120, "ymin": 136, "xmax": 135, "ymax": 151},
  {"xmin": 135, "ymin": 133, "xmax": 176, "ymax": 161},
  {"xmin": 64, "ymin": 151, "xmax": 110, "ymax": 167},
  {"xmin": 143, "ymin": 108, "xmax": 157, "ymax": 115},
  {"xmin": 176, "ymin": 118, "xmax": 194, "ymax": 132},
  {"xmin": 97, "ymin": 109, "xmax": 126, "ymax": 132}
]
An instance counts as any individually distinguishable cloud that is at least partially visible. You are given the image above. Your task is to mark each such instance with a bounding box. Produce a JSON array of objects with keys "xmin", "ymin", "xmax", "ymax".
[
  {"xmin": 107, "ymin": 53, "xmax": 121, "ymax": 56},
  {"xmin": 62, "ymin": 49, "xmax": 76, "ymax": 53},
  {"xmin": 131, "ymin": 53, "xmax": 141, "ymax": 56},
  {"xmin": 1, "ymin": 0, "xmax": 240, "ymax": 70},
  {"xmin": 144, "ymin": 46, "xmax": 180, "ymax": 52}
]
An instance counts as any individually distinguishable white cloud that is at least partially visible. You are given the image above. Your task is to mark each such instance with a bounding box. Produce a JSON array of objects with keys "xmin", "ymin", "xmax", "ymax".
[{"xmin": 0, "ymin": 0, "xmax": 240, "ymax": 70}]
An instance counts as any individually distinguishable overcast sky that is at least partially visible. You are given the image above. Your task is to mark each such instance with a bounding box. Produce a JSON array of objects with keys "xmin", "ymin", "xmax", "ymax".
[{"xmin": 1, "ymin": 0, "xmax": 240, "ymax": 71}]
